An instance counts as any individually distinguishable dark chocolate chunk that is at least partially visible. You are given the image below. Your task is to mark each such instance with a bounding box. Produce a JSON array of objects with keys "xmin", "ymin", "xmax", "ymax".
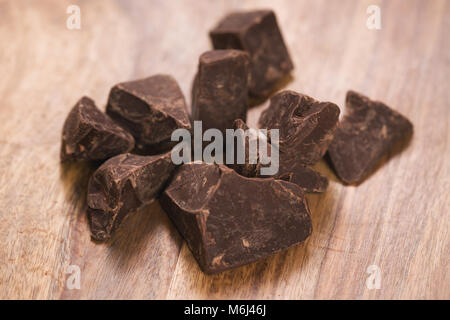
[
  {"xmin": 210, "ymin": 10, "xmax": 294, "ymax": 98},
  {"xmin": 228, "ymin": 119, "xmax": 328, "ymax": 193},
  {"xmin": 60, "ymin": 96, "xmax": 135, "ymax": 162},
  {"xmin": 192, "ymin": 50, "xmax": 250, "ymax": 133},
  {"xmin": 274, "ymin": 158, "xmax": 328, "ymax": 193},
  {"xmin": 106, "ymin": 74, "xmax": 191, "ymax": 155},
  {"xmin": 255, "ymin": 147, "xmax": 329, "ymax": 193},
  {"xmin": 87, "ymin": 152, "xmax": 176, "ymax": 241},
  {"xmin": 258, "ymin": 90, "xmax": 340, "ymax": 165},
  {"xmin": 160, "ymin": 162, "xmax": 312, "ymax": 274},
  {"xmin": 327, "ymin": 91, "xmax": 413, "ymax": 184}
]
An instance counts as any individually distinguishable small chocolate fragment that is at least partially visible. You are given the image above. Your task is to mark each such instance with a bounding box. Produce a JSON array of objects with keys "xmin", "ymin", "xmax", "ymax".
[
  {"xmin": 210, "ymin": 10, "xmax": 294, "ymax": 98},
  {"xmin": 228, "ymin": 119, "xmax": 328, "ymax": 193},
  {"xmin": 160, "ymin": 162, "xmax": 312, "ymax": 274},
  {"xmin": 227, "ymin": 119, "xmax": 259, "ymax": 177},
  {"xmin": 60, "ymin": 96, "xmax": 135, "ymax": 162},
  {"xmin": 327, "ymin": 91, "xmax": 413, "ymax": 184},
  {"xmin": 87, "ymin": 152, "xmax": 176, "ymax": 241},
  {"xmin": 274, "ymin": 158, "xmax": 328, "ymax": 193},
  {"xmin": 192, "ymin": 50, "xmax": 250, "ymax": 133},
  {"xmin": 255, "ymin": 147, "xmax": 329, "ymax": 193},
  {"xmin": 106, "ymin": 74, "xmax": 191, "ymax": 155},
  {"xmin": 259, "ymin": 90, "xmax": 340, "ymax": 165}
]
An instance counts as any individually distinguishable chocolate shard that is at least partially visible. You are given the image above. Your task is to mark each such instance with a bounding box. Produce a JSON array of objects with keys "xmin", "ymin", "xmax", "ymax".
[
  {"xmin": 192, "ymin": 50, "xmax": 250, "ymax": 133},
  {"xmin": 327, "ymin": 91, "xmax": 413, "ymax": 185},
  {"xmin": 255, "ymin": 148, "xmax": 329, "ymax": 193},
  {"xmin": 274, "ymin": 159, "xmax": 328, "ymax": 193},
  {"xmin": 106, "ymin": 74, "xmax": 191, "ymax": 155},
  {"xmin": 210, "ymin": 10, "xmax": 294, "ymax": 98},
  {"xmin": 87, "ymin": 152, "xmax": 176, "ymax": 241},
  {"xmin": 160, "ymin": 162, "xmax": 312, "ymax": 274},
  {"xmin": 60, "ymin": 96, "xmax": 135, "ymax": 162},
  {"xmin": 257, "ymin": 149, "xmax": 329, "ymax": 192},
  {"xmin": 228, "ymin": 119, "xmax": 328, "ymax": 193},
  {"xmin": 258, "ymin": 90, "xmax": 340, "ymax": 165}
]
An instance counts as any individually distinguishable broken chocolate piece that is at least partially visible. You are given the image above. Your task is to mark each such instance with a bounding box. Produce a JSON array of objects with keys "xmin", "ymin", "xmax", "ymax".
[
  {"xmin": 87, "ymin": 152, "xmax": 176, "ymax": 241},
  {"xmin": 60, "ymin": 96, "xmax": 135, "ymax": 162},
  {"xmin": 327, "ymin": 90, "xmax": 413, "ymax": 184},
  {"xmin": 210, "ymin": 10, "xmax": 294, "ymax": 98},
  {"xmin": 192, "ymin": 50, "xmax": 250, "ymax": 133},
  {"xmin": 160, "ymin": 162, "xmax": 312, "ymax": 274},
  {"xmin": 259, "ymin": 90, "xmax": 340, "ymax": 165},
  {"xmin": 256, "ymin": 147, "xmax": 329, "ymax": 193},
  {"xmin": 228, "ymin": 119, "xmax": 328, "ymax": 193},
  {"xmin": 106, "ymin": 74, "xmax": 191, "ymax": 155},
  {"xmin": 274, "ymin": 158, "xmax": 328, "ymax": 193}
]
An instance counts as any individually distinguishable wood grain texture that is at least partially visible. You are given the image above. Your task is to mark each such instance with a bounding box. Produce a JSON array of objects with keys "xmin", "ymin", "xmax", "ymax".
[{"xmin": 0, "ymin": 0, "xmax": 448, "ymax": 299}]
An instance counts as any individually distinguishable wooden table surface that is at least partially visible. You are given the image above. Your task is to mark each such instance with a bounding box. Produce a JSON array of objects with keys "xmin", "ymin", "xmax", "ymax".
[{"xmin": 0, "ymin": 0, "xmax": 448, "ymax": 300}]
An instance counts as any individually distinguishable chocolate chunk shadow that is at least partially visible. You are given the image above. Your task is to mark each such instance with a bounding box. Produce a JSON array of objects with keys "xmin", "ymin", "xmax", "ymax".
[
  {"xmin": 181, "ymin": 237, "xmax": 313, "ymax": 294},
  {"xmin": 304, "ymin": 188, "xmax": 341, "ymax": 251},
  {"xmin": 313, "ymin": 159, "xmax": 340, "ymax": 184},
  {"xmin": 59, "ymin": 160, "xmax": 99, "ymax": 205},
  {"xmin": 105, "ymin": 201, "xmax": 181, "ymax": 269},
  {"xmin": 248, "ymin": 73, "xmax": 294, "ymax": 108}
]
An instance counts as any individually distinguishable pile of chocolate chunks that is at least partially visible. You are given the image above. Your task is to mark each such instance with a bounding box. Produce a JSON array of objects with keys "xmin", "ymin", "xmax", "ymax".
[{"xmin": 61, "ymin": 10, "xmax": 413, "ymax": 274}]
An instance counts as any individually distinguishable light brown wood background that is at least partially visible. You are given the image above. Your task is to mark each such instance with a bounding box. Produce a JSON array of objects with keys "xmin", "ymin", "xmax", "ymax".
[{"xmin": 0, "ymin": 0, "xmax": 448, "ymax": 300}]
